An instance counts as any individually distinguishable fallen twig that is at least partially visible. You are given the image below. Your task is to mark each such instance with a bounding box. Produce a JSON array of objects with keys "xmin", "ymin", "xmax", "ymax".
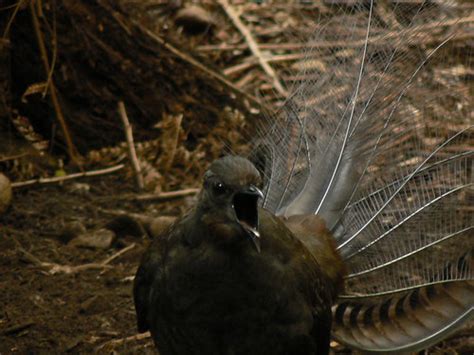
[
  {"xmin": 98, "ymin": 207, "xmax": 152, "ymax": 220},
  {"xmin": 98, "ymin": 187, "xmax": 199, "ymax": 202},
  {"xmin": 102, "ymin": 243, "xmax": 136, "ymax": 265},
  {"xmin": 134, "ymin": 188, "xmax": 200, "ymax": 201},
  {"xmin": 96, "ymin": 332, "xmax": 151, "ymax": 351},
  {"xmin": 0, "ymin": 152, "xmax": 30, "ymax": 163},
  {"xmin": 218, "ymin": 0, "xmax": 287, "ymax": 97},
  {"xmin": 18, "ymin": 247, "xmax": 113, "ymax": 274},
  {"xmin": 223, "ymin": 52, "xmax": 318, "ymax": 76},
  {"xmin": 198, "ymin": 42, "xmax": 308, "ymax": 52},
  {"xmin": 118, "ymin": 101, "xmax": 144, "ymax": 191},
  {"xmin": 11, "ymin": 164, "xmax": 124, "ymax": 188},
  {"xmin": 1, "ymin": 320, "xmax": 36, "ymax": 336},
  {"xmin": 17, "ymin": 242, "xmax": 136, "ymax": 275}
]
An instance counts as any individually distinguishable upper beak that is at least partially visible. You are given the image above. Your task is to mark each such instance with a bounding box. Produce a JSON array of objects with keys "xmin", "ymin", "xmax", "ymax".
[
  {"xmin": 244, "ymin": 185, "xmax": 264, "ymax": 199},
  {"xmin": 233, "ymin": 185, "xmax": 264, "ymax": 252}
]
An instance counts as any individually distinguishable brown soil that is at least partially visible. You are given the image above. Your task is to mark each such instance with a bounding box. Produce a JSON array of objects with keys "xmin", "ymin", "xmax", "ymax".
[{"xmin": 0, "ymin": 175, "xmax": 186, "ymax": 354}]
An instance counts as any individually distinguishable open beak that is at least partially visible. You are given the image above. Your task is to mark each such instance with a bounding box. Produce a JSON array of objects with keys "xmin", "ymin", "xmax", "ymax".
[{"xmin": 233, "ymin": 185, "xmax": 264, "ymax": 252}]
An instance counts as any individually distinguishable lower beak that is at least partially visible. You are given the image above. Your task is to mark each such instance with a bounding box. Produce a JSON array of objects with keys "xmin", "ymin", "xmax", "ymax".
[
  {"xmin": 233, "ymin": 185, "xmax": 263, "ymax": 252},
  {"xmin": 247, "ymin": 228, "xmax": 261, "ymax": 253}
]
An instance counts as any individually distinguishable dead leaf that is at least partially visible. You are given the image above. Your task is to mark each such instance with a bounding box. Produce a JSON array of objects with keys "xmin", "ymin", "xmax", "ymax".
[{"xmin": 21, "ymin": 82, "xmax": 48, "ymax": 103}]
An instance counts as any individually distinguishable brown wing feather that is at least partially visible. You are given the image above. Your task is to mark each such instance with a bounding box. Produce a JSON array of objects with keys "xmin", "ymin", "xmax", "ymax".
[{"xmin": 282, "ymin": 214, "xmax": 346, "ymax": 299}]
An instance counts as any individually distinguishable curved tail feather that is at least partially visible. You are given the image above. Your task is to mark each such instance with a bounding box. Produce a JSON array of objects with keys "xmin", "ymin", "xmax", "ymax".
[{"xmin": 333, "ymin": 280, "xmax": 473, "ymax": 352}]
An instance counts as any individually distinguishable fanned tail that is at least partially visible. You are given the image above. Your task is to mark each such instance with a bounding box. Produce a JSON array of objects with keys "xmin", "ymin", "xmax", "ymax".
[
  {"xmin": 256, "ymin": 1, "xmax": 473, "ymax": 351},
  {"xmin": 334, "ymin": 278, "xmax": 473, "ymax": 352}
]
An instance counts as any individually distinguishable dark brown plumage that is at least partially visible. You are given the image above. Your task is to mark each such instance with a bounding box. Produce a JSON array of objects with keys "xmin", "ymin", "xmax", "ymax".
[{"xmin": 133, "ymin": 156, "xmax": 345, "ymax": 354}]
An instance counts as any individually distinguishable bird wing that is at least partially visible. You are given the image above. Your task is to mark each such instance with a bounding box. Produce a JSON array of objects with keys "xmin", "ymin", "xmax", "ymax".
[
  {"xmin": 133, "ymin": 220, "xmax": 176, "ymax": 333},
  {"xmin": 282, "ymin": 214, "xmax": 346, "ymax": 298}
]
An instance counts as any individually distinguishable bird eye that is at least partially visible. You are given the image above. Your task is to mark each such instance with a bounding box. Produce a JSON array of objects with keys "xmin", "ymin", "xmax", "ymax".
[{"xmin": 213, "ymin": 182, "xmax": 227, "ymax": 195}]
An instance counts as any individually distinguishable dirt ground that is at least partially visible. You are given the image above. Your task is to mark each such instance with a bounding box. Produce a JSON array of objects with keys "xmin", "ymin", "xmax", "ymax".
[
  {"xmin": 0, "ymin": 174, "xmax": 187, "ymax": 354},
  {"xmin": 0, "ymin": 173, "xmax": 472, "ymax": 354}
]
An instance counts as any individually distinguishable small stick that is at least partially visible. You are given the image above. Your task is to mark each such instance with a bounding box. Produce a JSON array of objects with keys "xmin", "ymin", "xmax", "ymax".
[
  {"xmin": 198, "ymin": 42, "xmax": 308, "ymax": 52},
  {"xmin": 11, "ymin": 164, "xmax": 124, "ymax": 188},
  {"xmin": 96, "ymin": 332, "xmax": 151, "ymax": 351},
  {"xmin": 18, "ymin": 243, "xmax": 136, "ymax": 275},
  {"xmin": 118, "ymin": 101, "xmax": 144, "ymax": 191},
  {"xmin": 18, "ymin": 247, "xmax": 113, "ymax": 275},
  {"xmin": 134, "ymin": 188, "xmax": 200, "ymax": 201},
  {"xmin": 98, "ymin": 207, "xmax": 148, "ymax": 218},
  {"xmin": 218, "ymin": 0, "xmax": 287, "ymax": 97},
  {"xmin": 0, "ymin": 152, "xmax": 29, "ymax": 163},
  {"xmin": 102, "ymin": 243, "xmax": 136, "ymax": 265},
  {"xmin": 1, "ymin": 321, "xmax": 36, "ymax": 335},
  {"xmin": 99, "ymin": 188, "xmax": 200, "ymax": 202},
  {"xmin": 223, "ymin": 52, "xmax": 321, "ymax": 76}
]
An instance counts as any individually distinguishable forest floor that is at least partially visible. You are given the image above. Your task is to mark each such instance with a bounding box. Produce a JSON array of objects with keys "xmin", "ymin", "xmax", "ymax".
[{"xmin": 0, "ymin": 174, "xmax": 183, "ymax": 354}]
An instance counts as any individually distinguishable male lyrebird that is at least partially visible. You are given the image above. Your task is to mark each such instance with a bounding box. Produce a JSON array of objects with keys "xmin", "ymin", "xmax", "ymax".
[{"xmin": 134, "ymin": 156, "xmax": 344, "ymax": 354}]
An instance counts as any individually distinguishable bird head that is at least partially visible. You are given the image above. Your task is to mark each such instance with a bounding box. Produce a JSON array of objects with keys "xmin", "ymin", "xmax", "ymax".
[{"xmin": 199, "ymin": 156, "xmax": 264, "ymax": 252}]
